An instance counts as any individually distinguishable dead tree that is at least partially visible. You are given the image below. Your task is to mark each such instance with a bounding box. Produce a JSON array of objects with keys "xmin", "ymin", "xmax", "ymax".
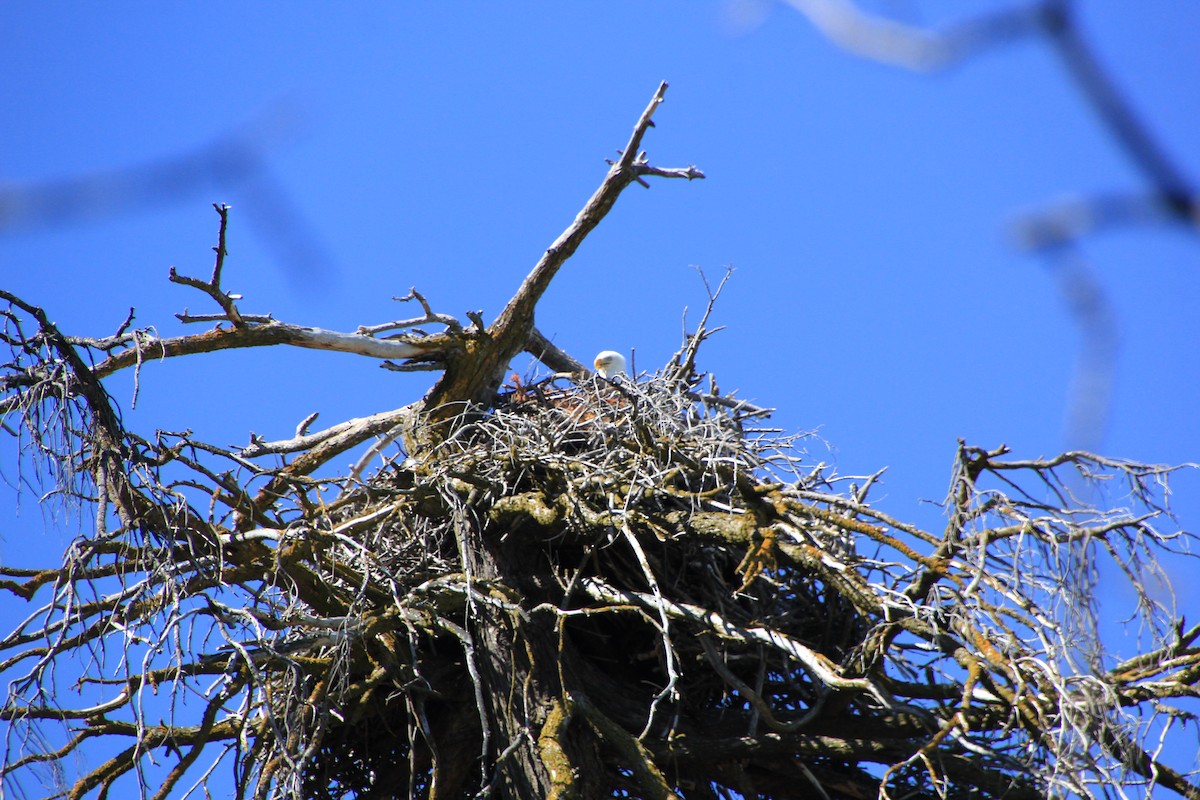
[{"xmin": 2, "ymin": 83, "xmax": 1198, "ymax": 800}]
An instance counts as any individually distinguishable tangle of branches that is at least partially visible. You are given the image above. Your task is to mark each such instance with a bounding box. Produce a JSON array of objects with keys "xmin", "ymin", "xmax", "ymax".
[{"xmin": 1, "ymin": 82, "xmax": 1198, "ymax": 800}]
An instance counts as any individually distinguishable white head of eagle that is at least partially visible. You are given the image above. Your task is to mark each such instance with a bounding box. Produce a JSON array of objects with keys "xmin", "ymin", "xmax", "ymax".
[{"xmin": 593, "ymin": 350, "xmax": 627, "ymax": 380}]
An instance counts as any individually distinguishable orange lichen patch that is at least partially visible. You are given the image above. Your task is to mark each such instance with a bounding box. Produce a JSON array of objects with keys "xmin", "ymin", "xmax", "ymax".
[{"xmin": 736, "ymin": 526, "xmax": 779, "ymax": 591}]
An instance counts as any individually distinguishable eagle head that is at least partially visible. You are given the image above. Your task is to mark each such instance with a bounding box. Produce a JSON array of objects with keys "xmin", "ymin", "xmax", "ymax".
[{"xmin": 593, "ymin": 350, "xmax": 627, "ymax": 380}]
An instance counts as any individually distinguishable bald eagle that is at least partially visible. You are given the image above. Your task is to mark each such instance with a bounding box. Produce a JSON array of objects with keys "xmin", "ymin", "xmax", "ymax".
[{"xmin": 593, "ymin": 350, "xmax": 627, "ymax": 379}]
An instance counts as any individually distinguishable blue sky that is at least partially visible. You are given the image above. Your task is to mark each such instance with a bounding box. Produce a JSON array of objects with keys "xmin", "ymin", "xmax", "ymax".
[{"xmin": 2, "ymin": 1, "xmax": 1198, "ymax": 793}]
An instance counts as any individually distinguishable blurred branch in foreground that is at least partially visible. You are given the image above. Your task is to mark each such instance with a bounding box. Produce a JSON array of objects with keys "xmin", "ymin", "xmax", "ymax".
[
  {"xmin": 778, "ymin": 0, "xmax": 1197, "ymax": 242},
  {"xmin": 779, "ymin": 0, "xmax": 1196, "ymax": 452},
  {"xmin": 0, "ymin": 105, "xmax": 332, "ymax": 282},
  {"xmin": 778, "ymin": 0, "xmax": 1049, "ymax": 71}
]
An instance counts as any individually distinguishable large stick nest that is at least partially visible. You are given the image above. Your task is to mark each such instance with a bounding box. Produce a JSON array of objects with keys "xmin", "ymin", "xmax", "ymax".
[
  {"xmin": 273, "ymin": 369, "xmax": 857, "ymax": 797},
  {"xmin": 2, "ymin": 79, "xmax": 1197, "ymax": 799},
  {"xmin": 1, "ymin": 295, "xmax": 1197, "ymax": 800}
]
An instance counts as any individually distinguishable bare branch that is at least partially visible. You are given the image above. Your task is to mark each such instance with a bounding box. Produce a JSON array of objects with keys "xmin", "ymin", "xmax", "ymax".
[
  {"xmin": 167, "ymin": 204, "xmax": 246, "ymax": 326},
  {"xmin": 496, "ymin": 82, "xmax": 685, "ymax": 330},
  {"xmin": 525, "ymin": 328, "xmax": 587, "ymax": 374},
  {"xmin": 357, "ymin": 288, "xmax": 464, "ymax": 336},
  {"xmin": 414, "ymin": 81, "xmax": 705, "ymax": 446},
  {"xmin": 89, "ymin": 321, "xmax": 435, "ymax": 379}
]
